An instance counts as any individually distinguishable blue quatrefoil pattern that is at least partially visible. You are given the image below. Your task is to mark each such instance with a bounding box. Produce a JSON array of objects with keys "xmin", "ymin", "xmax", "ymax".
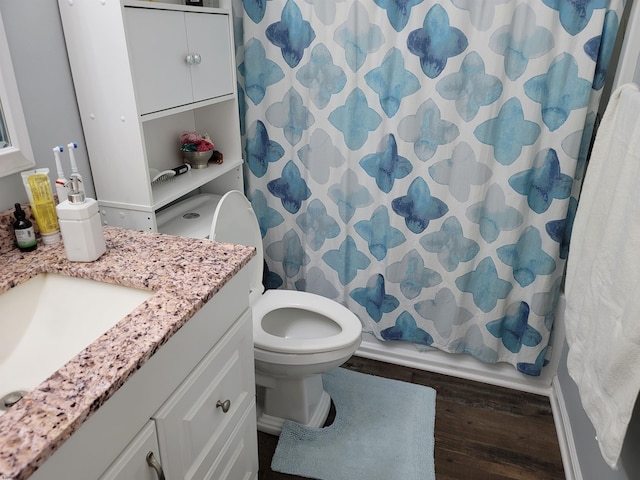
[{"xmin": 234, "ymin": 0, "xmax": 624, "ymax": 376}]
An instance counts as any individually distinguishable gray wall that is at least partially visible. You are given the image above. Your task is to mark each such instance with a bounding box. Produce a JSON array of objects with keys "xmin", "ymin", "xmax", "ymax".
[
  {"xmin": 557, "ymin": 341, "xmax": 640, "ymax": 479},
  {"xmin": 0, "ymin": 0, "xmax": 94, "ymax": 211}
]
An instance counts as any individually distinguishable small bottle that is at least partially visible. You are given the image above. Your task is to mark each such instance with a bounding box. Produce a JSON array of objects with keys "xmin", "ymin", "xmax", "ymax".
[
  {"xmin": 13, "ymin": 203, "xmax": 37, "ymax": 252},
  {"xmin": 56, "ymin": 177, "xmax": 106, "ymax": 262}
]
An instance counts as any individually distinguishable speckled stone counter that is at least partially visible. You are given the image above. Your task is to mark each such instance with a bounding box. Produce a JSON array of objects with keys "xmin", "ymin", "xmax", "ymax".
[{"xmin": 0, "ymin": 227, "xmax": 254, "ymax": 479}]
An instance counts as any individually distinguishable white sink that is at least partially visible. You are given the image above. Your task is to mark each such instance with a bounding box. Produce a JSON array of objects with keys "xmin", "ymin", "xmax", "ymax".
[{"xmin": 0, "ymin": 273, "xmax": 153, "ymax": 414}]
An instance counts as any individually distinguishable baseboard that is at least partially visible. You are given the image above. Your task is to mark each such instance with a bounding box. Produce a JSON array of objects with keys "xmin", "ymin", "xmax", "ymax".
[
  {"xmin": 355, "ymin": 334, "xmax": 553, "ymax": 397},
  {"xmin": 551, "ymin": 377, "xmax": 582, "ymax": 480}
]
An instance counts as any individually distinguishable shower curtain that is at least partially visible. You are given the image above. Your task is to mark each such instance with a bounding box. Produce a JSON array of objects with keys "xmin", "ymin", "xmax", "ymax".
[{"xmin": 232, "ymin": 0, "xmax": 625, "ymax": 376}]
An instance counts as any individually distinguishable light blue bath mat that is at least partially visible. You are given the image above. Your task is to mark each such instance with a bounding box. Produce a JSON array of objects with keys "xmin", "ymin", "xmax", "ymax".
[{"xmin": 271, "ymin": 367, "xmax": 436, "ymax": 480}]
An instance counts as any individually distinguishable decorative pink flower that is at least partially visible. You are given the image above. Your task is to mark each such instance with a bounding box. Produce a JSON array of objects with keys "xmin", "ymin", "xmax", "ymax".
[
  {"xmin": 180, "ymin": 131, "xmax": 214, "ymax": 151},
  {"xmin": 180, "ymin": 132, "xmax": 200, "ymax": 143},
  {"xmin": 196, "ymin": 141, "xmax": 214, "ymax": 152}
]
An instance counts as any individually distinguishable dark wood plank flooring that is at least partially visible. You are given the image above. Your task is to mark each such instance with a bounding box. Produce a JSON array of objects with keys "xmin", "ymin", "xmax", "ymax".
[{"xmin": 258, "ymin": 356, "xmax": 565, "ymax": 480}]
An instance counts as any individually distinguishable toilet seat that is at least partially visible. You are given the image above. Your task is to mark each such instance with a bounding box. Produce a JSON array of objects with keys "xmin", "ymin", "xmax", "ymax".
[{"xmin": 252, "ymin": 290, "xmax": 362, "ymax": 354}]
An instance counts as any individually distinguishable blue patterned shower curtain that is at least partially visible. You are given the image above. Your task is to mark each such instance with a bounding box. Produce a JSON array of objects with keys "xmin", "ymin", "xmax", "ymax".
[{"xmin": 232, "ymin": 0, "xmax": 624, "ymax": 376}]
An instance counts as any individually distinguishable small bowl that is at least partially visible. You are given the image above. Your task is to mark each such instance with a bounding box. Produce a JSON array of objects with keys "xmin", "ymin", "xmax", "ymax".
[{"xmin": 182, "ymin": 150, "xmax": 213, "ymax": 169}]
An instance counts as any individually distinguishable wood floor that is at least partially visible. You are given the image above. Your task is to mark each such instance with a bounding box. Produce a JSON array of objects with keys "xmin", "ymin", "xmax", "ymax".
[{"xmin": 257, "ymin": 356, "xmax": 565, "ymax": 480}]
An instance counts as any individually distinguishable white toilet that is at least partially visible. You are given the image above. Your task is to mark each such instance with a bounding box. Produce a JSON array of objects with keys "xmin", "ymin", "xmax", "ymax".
[{"xmin": 158, "ymin": 191, "xmax": 362, "ymax": 435}]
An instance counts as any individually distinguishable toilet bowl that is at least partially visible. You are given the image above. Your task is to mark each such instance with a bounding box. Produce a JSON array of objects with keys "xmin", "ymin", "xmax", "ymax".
[{"xmin": 204, "ymin": 191, "xmax": 362, "ymax": 435}]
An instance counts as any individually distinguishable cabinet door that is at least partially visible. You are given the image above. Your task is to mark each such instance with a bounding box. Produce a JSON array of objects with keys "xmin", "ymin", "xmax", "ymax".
[
  {"xmin": 99, "ymin": 421, "xmax": 164, "ymax": 480},
  {"xmin": 154, "ymin": 311, "xmax": 255, "ymax": 480},
  {"xmin": 205, "ymin": 405, "xmax": 258, "ymax": 480},
  {"xmin": 125, "ymin": 7, "xmax": 193, "ymax": 115},
  {"xmin": 185, "ymin": 12, "xmax": 234, "ymax": 103}
]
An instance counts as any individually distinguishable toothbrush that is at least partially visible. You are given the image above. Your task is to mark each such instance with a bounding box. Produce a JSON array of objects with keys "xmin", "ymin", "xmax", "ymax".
[
  {"xmin": 67, "ymin": 141, "xmax": 85, "ymax": 193},
  {"xmin": 52, "ymin": 145, "xmax": 70, "ymax": 201}
]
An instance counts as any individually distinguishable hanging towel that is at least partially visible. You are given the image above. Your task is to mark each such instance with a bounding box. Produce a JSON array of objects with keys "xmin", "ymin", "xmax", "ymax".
[{"xmin": 565, "ymin": 83, "xmax": 640, "ymax": 469}]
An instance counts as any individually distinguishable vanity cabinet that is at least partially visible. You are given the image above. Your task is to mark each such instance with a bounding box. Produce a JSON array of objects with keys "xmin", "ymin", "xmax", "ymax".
[
  {"xmin": 58, "ymin": 0, "xmax": 243, "ymax": 235},
  {"xmin": 98, "ymin": 422, "xmax": 161, "ymax": 480},
  {"xmin": 153, "ymin": 310, "xmax": 255, "ymax": 480},
  {"xmin": 31, "ymin": 269, "xmax": 258, "ymax": 480}
]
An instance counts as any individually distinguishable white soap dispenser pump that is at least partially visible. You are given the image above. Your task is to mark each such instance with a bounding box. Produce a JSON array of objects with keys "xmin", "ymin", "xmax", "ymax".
[{"xmin": 56, "ymin": 177, "xmax": 106, "ymax": 262}]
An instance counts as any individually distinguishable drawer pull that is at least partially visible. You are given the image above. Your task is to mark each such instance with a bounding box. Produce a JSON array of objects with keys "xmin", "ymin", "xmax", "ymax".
[
  {"xmin": 146, "ymin": 451, "xmax": 166, "ymax": 480},
  {"xmin": 216, "ymin": 399, "xmax": 231, "ymax": 413}
]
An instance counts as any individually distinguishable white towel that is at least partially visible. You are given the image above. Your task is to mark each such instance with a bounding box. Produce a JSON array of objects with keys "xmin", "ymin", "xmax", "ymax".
[{"xmin": 565, "ymin": 83, "xmax": 640, "ymax": 469}]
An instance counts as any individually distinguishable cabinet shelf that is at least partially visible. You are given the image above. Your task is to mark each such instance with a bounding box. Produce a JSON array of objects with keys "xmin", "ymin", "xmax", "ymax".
[
  {"xmin": 140, "ymin": 93, "xmax": 235, "ymax": 122},
  {"xmin": 152, "ymin": 156, "xmax": 242, "ymax": 210}
]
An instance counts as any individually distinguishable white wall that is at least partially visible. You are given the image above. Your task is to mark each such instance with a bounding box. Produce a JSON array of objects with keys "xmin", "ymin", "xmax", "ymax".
[{"xmin": 0, "ymin": 0, "xmax": 94, "ymax": 211}]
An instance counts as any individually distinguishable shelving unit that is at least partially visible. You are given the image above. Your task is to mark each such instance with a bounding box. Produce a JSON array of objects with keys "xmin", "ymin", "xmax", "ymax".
[{"xmin": 58, "ymin": 0, "xmax": 243, "ymax": 235}]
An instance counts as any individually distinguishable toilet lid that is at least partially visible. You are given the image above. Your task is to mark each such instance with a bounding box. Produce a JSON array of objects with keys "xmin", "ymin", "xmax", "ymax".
[{"xmin": 210, "ymin": 190, "xmax": 264, "ymax": 297}]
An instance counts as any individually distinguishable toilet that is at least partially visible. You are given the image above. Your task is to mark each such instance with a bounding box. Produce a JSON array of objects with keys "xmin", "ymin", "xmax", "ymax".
[{"xmin": 157, "ymin": 191, "xmax": 362, "ymax": 435}]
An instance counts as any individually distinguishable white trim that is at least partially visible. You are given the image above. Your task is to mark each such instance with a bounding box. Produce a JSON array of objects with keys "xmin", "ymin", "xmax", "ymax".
[
  {"xmin": 355, "ymin": 333, "xmax": 553, "ymax": 397},
  {"xmin": 551, "ymin": 377, "xmax": 582, "ymax": 480},
  {"xmin": 0, "ymin": 9, "xmax": 34, "ymax": 177}
]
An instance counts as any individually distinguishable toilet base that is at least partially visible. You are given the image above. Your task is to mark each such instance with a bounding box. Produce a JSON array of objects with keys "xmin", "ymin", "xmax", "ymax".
[
  {"xmin": 256, "ymin": 389, "xmax": 331, "ymax": 435},
  {"xmin": 255, "ymin": 367, "xmax": 333, "ymax": 437}
]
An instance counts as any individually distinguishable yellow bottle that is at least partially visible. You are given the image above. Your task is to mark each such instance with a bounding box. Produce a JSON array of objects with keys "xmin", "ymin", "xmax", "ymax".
[{"xmin": 20, "ymin": 169, "xmax": 61, "ymax": 245}]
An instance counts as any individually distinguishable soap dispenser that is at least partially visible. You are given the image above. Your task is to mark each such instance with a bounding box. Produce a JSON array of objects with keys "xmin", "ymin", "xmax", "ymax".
[{"xmin": 56, "ymin": 177, "xmax": 106, "ymax": 262}]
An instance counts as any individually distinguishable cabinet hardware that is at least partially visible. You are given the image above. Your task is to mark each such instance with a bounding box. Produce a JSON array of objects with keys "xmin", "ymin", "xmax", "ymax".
[
  {"xmin": 186, "ymin": 53, "xmax": 202, "ymax": 65},
  {"xmin": 216, "ymin": 399, "xmax": 231, "ymax": 413},
  {"xmin": 146, "ymin": 451, "xmax": 166, "ymax": 480}
]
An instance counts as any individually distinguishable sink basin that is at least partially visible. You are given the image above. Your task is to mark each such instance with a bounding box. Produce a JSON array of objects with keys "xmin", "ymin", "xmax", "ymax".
[{"xmin": 0, "ymin": 273, "xmax": 153, "ymax": 414}]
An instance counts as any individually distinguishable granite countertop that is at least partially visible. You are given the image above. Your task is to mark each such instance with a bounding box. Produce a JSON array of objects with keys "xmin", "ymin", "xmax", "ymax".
[{"xmin": 0, "ymin": 227, "xmax": 255, "ymax": 479}]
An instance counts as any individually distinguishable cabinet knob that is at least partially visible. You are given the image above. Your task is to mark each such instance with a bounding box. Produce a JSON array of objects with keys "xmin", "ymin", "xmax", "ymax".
[
  {"xmin": 146, "ymin": 451, "xmax": 166, "ymax": 480},
  {"xmin": 186, "ymin": 54, "xmax": 202, "ymax": 65},
  {"xmin": 216, "ymin": 399, "xmax": 231, "ymax": 413}
]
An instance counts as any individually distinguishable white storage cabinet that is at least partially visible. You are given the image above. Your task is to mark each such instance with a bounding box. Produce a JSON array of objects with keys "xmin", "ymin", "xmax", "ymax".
[{"xmin": 58, "ymin": 0, "xmax": 243, "ymax": 235}]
